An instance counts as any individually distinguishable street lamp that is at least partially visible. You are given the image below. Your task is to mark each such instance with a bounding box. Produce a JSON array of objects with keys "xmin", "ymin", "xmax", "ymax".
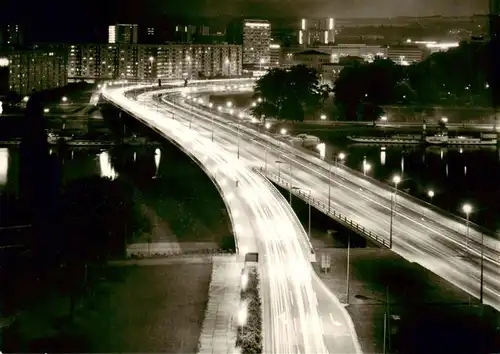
[
  {"xmin": 257, "ymin": 97, "xmax": 262, "ymax": 103},
  {"xmin": 328, "ymin": 152, "xmax": 346, "ymax": 213},
  {"xmin": 61, "ymin": 96, "xmax": 68, "ymax": 103},
  {"xmin": 236, "ymin": 123, "xmax": 241, "ymax": 159},
  {"xmin": 265, "ymin": 122, "xmax": 271, "ymax": 129},
  {"xmin": 209, "ymin": 102, "xmax": 215, "ymax": 141},
  {"xmin": 226, "ymin": 101, "xmax": 233, "ymax": 108},
  {"xmin": 320, "ymin": 114, "xmax": 327, "ymax": 120},
  {"xmin": 462, "ymin": 203, "xmax": 472, "ymax": 249},
  {"xmin": 280, "ymin": 128, "xmax": 287, "ymax": 135},
  {"xmin": 428, "ymin": 189, "xmax": 434, "ymax": 204},
  {"xmin": 389, "ymin": 175, "xmax": 401, "ymax": 249}
]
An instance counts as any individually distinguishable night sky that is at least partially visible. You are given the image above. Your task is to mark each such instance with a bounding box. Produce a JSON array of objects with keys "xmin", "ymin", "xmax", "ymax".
[{"xmin": 1, "ymin": 0, "xmax": 490, "ymax": 22}]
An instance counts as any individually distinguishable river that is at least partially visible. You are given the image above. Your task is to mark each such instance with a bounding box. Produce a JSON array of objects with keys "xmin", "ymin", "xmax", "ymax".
[{"xmin": 300, "ymin": 130, "xmax": 500, "ymax": 231}]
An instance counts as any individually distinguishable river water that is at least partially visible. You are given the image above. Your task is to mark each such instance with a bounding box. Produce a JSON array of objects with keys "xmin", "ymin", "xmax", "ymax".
[
  {"xmin": 0, "ymin": 142, "xmax": 229, "ymax": 244},
  {"xmin": 300, "ymin": 131, "xmax": 500, "ymax": 231}
]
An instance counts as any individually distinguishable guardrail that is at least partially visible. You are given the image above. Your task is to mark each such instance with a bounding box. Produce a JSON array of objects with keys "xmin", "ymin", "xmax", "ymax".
[{"xmin": 257, "ymin": 167, "xmax": 391, "ymax": 248}]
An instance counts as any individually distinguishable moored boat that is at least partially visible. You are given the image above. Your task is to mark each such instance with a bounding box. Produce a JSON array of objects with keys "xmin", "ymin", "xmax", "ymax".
[
  {"xmin": 425, "ymin": 133, "xmax": 497, "ymax": 146},
  {"xmin": 347, "ymin": 134, "xmax": 421, "ymax": 144}
]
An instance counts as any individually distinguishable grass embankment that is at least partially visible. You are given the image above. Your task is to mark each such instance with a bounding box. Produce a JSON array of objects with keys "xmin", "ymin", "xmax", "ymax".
[{"xmin": 5, "ymin": 263, "xmax": 212, "ymax": 353}]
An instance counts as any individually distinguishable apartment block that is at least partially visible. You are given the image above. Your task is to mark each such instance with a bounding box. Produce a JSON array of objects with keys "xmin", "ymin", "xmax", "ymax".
[
  {"xmin": 67, "ymin": 43, "xmax": 242, "ymax": 81},
  {"xmin": 0, "ymin": 45, "xmax": 67, "ymax": 96}
]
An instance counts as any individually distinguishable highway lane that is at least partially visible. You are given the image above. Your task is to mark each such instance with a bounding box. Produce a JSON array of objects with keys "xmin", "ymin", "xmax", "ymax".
[
  {"xmin": 149, "ymin": 88, "xmax": 500, "ymax": 309},
  {"xmin": 106, "ymin": 85, "xmax": 362, "ymax": 354},
  {"xmin": 137, "ymin": 90, "xmax": 362, "ymax": 354}
]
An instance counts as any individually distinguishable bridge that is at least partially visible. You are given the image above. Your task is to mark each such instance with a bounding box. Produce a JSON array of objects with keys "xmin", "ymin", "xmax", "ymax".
[
  {"xmin": 117, "ymin": 80, "xmax": 500, "ymax": 312},
  {"xmin": 102, "ymin": 80, "xmax": 363, "ymax": 354}
]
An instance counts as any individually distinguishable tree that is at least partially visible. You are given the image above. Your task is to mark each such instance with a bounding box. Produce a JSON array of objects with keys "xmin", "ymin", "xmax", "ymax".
[
  {"xmin": 334, "ymin": 59, "xmax": 404, "ymax": 121},
  {"xmin": 251, "ymin": 65, "xmax": 323, "ymax": 122}
]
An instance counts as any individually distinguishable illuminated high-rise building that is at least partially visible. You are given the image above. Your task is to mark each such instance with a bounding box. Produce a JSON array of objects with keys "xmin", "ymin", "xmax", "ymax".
[
  {"xmin": 108, "ymin": 24, "xmax": 138, "ymax": 44},
  {"xmin": 299, "ymin": 18, "xmax": 335, "ymax": 46},
  {"xmin": 242, "ymin": 19, "xmax": 271, "ymax": 66}
]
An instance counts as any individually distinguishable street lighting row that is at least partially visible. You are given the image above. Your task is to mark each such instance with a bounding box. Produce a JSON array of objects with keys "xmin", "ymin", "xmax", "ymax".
[{"xmin": 182, "ymin": 91, "xmax": 478, "ymax": 278}]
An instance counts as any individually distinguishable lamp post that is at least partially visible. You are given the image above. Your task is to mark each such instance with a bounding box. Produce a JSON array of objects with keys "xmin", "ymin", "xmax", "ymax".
[
  {"xmin": 329, "ymin": 152, "xmax": 345, "ymax": 213},
  {"xmin": 209, "ymin": 102, "xmax": 214, "ymax": 141},
  {"xmin": 462, "ymin": 203, "xmax": 472, "ymax": 249},
  {"xmin": 428, "ymin": 189, "xmax": 434, "ymax": 204},
  {"xmin": 276, "ymin": 160, "xmax": 283, "ymax": 179},
  {"xmin": 320, "ymin": 113, "xmax": 327, "ymax": 120},
  {"xmin": 346, "ymin": 231, "xmax": 351, "ymax": 304},
  {"xmin": 288, "ymin": 163, "xmax": 293, "ymax": 205},
  {"xmin": 389, "ymin": 175, "xmax": 401, "ymax": 249},
  {"xmin": 264, "ymin": 143, "xmax": 269, "ymax": 172},
  {"xmin": 237, "ymin": 122, "xmax": 241, "ymax": 159},
  {"xmin": 328, "ymin": 160, "xmax": 332, "ymax": 213},
  {"xmin": 280, "ymin": 128, "xmax": 288, "ymax": 154}
]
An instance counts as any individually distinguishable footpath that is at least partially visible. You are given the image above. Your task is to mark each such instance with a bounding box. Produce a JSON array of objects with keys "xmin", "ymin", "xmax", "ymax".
[{"xmin": 198, "ymin": 255, "xmax": 243, "ymax": 354}]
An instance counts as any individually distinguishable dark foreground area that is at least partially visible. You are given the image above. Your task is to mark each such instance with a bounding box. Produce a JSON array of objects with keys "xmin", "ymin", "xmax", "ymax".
[
  {"xmin": 3, "ymin": 262, "xmax": 212, "ymax": 352},
  {"xmin": 1, "ymin": 96, "xmax": 236, "ymax": 351}
]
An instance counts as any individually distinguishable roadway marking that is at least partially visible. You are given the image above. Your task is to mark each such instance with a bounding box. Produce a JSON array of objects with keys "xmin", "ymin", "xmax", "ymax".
[
  {"xmin": 153, "ymin": 92, "xmax": 500, "ymax": 303},
  {"xmin": 329, "ymin": 313, "xmax": 342, "ymax": 327}
]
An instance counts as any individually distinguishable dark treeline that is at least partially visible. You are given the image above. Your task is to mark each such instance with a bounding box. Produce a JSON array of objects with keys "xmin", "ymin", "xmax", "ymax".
[{"xmin": 252, "ymin": 41, "xmax": 497, "ymax": 122}]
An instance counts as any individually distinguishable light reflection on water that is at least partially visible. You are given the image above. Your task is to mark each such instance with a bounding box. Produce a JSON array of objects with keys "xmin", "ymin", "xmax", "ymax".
[
  {"xmin": 154, "ymin": 148, "xmax": 161, "ymax": 177},
  {"xmin": 335, "ymin": 142, "xmax": 500, "ymax": 227},
  {"xmin": 0, "ymin": 148, "xmax": 8, "ymax": 187},
  {"xmin": 99, "ymin": 151, "xmax": 118, "ymax": 180}
]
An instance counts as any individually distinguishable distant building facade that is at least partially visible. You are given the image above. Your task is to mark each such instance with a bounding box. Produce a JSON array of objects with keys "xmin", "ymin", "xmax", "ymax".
[
  {"xmin": 386, "ymin": 45, "xmax": 426, "ymax": 65},
  {"xmin": 299, "ymin": 18, "xmax": 335, "ymax": 46},
  {"xmin": 0, "ymin": 45, "xmax": 67, "ymax": 96},
  {"xmin": 269, "ymin": 44, "xmax": 281, "ymax": 68},
  {"xmin": 281, "ymin": 44, "xmax": 386, "ymax": 67},
  {"xmin": 108, "ymin": 24, "xmax": 138, "ymax": 44},
  {"xmin": 293, "ymin": 50, "xmax": 331, "ymax": 70},
  {"xmin": 67, "ymin": 43, "xmax": 242, "ymax": 82},
  {"xmin": 242, "ymin": 19, "xmax": 271, "ymax": 66}
]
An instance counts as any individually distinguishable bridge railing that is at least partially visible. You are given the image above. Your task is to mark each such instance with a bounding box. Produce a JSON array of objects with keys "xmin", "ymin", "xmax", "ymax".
[
  {"xmin": 256, "ymin": 167, "xmax": 391, "ymax": 249},
  {"xmin": 155, "ymin": 84, "xmax": 498, "ymax": 240}
]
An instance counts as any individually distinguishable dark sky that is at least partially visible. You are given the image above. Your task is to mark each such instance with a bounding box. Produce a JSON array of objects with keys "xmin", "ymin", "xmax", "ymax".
[{"xmin": 2, "ymin": 0, "xmax": 490, "ymax": 23}]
